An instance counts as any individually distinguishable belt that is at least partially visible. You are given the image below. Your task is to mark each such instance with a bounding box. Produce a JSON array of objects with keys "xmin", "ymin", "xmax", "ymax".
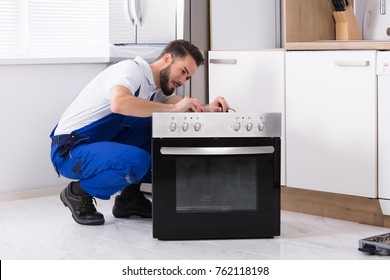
[
  {"xmin": 51, "ymin": 134, "xmax": 73, "ymax": 147},
  {"xmin": 51, "ymin": 133, "xmax": 85, "ymax": 157}
]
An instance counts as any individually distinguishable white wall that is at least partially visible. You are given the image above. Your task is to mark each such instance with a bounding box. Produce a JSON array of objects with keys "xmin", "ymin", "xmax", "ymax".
[{"xmin": 0, "ymin": 62, "xmax": 109, "ymax": 197}]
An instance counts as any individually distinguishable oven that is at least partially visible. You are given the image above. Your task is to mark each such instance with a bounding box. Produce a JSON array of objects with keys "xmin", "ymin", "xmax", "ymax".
[{"xmin": 152, "ymin": 112, "xmax": 281, "ymax": 240}]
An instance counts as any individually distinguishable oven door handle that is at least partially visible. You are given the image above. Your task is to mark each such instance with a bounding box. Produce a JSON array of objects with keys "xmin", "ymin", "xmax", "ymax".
[{"xmin": 160, "ymin": 146, "xmax": 274, "ymax": 155}]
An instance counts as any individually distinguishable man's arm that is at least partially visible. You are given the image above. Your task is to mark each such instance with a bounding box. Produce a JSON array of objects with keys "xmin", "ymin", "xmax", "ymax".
[
  {"xmin": 163, "ymin": 94, "xmax": 231, "ymax": 113},
  {"xmin": 109, "ymin": 85, "xmax": 203, "ymax": 117}
]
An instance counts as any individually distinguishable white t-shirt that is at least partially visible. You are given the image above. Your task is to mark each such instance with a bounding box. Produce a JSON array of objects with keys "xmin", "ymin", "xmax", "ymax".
[{"xmin": 54, "ymin": 56, "xmax": 171, "ymax": 135}]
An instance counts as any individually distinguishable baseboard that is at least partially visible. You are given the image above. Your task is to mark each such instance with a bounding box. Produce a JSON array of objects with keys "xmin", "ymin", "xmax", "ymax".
[
  {"xmin": 384, "ymin": 215, "xmax": 390, "ymax": 228},
  {"xmin": 0, "ymin": 186, "xmax": 63, "ymax": 202},
  {"xmin": 0, "ymin": 183, "xmax": 152, "ymax": 202},
  {"xmin": 281, "ymin": 186, "xmax": 389, "ymax": 228}
]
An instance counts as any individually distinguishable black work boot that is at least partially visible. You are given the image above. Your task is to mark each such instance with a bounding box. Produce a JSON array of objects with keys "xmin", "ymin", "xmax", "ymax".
[
  {"xmin": 112, "ymin": 192, "xmax": 152, "ymax": 218},
  {"xmin": 60, "ymin": 181, "xmax": 105, "ymax": 225}
]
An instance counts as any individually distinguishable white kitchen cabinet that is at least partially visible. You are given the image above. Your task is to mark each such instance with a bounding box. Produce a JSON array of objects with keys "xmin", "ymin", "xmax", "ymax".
[
  {"xmin": 210, "ymin": 0, "xmax": 281, "ymax": 50},
  {"xmin": 208, "ymin": 50, "xmax": 286, "ymax": 185},
  {"xmin": 286, "ymin": 50, "xmax": 377, "ymax": 198}
]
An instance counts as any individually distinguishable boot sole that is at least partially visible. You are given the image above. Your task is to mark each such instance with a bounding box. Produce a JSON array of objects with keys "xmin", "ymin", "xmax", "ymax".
[
  {"xmin": 112, "ymin": 206, "xmax": 152, "ymax": 219},
  {"xmin": 60, "ymin": 190, "xmax": 105, "ymax": 226}
]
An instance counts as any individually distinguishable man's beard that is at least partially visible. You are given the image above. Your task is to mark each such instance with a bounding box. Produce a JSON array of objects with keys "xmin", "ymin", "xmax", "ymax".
[{"xmin": 160, "ymin": 64, "xmax": 175, "ymax": 96}]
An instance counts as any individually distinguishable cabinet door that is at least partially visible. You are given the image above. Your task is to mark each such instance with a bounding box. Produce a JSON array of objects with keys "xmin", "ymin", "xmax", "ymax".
[
  {"xmin": 210, "ymin": 0, "xmax": 280, "ymax": 49},
  {"xmin": 137, "ymin": 0, "xmax": 177, "ymax": 44},
  {"xmin": 286, "ymin": 50, "xmax": 377, "ymax": 198},
  {"xmin": 208, "ymin": 50, "xmax": 286, "ymax": 185}
]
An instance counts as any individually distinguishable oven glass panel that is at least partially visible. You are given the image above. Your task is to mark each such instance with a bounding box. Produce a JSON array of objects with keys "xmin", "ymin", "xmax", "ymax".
[{"xmin": 176, "ymin": 155, "xmax": 257, "ymax": 212}]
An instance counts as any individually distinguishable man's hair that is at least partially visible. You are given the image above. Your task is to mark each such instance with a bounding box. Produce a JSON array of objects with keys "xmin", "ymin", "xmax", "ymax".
[{"xmin": 157, "ymin": 40, "xmax": 204, "ymax": 67}]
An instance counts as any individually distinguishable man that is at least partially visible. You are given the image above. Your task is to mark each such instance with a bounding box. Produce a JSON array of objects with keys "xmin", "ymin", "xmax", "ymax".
[{"xmin": 50, "ymin": 40, "xmax": 229, "ymax": 226}]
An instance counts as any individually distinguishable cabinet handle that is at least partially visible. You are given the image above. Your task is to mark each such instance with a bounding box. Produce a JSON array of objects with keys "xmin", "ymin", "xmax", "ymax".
[
  {"xmin": 209, "ymin": 59, "xmax": 237, "ymax": 65},
  {"xmin": 335, "ymin": 60, "xmax": 370, "ymax": 67},
  {"xmin": 380, "ymin": 0, "xmax": 386, "ymax": 15}
]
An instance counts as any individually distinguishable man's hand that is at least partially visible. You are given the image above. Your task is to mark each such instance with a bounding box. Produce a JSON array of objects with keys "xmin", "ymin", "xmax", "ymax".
[
  {"xmin": 203, "ymin": 96, "xmax": 230, "ymax": 112},
  {"xmin": 173, "ymin": 96, "xmax": 203, "ymax": 112}
]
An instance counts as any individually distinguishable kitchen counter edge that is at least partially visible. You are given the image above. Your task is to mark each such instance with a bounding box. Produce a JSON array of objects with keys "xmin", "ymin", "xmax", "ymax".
[{"xmin": 284, "ymin": 41, "xmax": 390, "ymax": 51}]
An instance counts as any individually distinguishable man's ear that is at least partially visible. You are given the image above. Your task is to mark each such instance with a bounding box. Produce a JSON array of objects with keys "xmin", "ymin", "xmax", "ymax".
[{"xmin": 162, "ymin": 53, "xmax": 173, "ymax": 65}]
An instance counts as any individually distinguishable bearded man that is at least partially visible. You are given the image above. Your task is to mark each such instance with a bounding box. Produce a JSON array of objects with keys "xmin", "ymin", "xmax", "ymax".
[{"xmin": 50, "ymin": 40, "xmax": 229, "ymax": 225}]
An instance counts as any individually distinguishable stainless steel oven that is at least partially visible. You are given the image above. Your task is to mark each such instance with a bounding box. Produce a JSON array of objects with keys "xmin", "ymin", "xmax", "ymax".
[{"xmin": 152, "ymin": 112, "xmax": 281, "ymax": 240}]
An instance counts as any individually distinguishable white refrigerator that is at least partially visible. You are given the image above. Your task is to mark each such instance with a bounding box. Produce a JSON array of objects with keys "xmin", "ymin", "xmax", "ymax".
[
  {"xmin": 109, "ymin": 0, "xmax": 210, "ymax": 100},
  {"xmin": 109, "ymin": 0, "xmax": 185, "ymax": 63}
]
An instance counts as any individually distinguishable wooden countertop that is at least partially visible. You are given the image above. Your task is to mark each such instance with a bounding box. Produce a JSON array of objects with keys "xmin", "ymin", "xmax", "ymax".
[{"xmin": 284, "ymin": 41, "xmax": 390, "ymax": 51}]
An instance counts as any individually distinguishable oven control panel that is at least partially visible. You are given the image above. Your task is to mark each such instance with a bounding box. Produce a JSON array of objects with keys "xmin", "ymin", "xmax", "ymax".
[{"xmin": 152, "ymin": 112, "xmax": 281, "ymax": 138}]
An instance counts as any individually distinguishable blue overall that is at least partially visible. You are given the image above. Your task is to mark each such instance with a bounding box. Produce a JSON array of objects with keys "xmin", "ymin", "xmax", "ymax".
[{"xmin": 50, "ymin": 114, "xmax": 152, "ymax": 200}]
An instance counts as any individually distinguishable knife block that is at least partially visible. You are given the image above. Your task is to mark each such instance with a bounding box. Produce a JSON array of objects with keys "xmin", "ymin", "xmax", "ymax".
[{"xmin": 333, "ymin": 6, "xmax": 362, "ymax": 40}]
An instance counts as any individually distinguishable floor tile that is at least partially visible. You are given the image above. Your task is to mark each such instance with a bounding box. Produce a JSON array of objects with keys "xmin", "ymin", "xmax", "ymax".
[{"xmin": 0, "ymin": 195, "xmax": 389, "ymax": 260}]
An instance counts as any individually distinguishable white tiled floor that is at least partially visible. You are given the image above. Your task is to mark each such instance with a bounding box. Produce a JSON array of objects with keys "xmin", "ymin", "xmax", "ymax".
[{"xmin": 0, "ymin": 193, "xmax": 389, "ymax": 260}]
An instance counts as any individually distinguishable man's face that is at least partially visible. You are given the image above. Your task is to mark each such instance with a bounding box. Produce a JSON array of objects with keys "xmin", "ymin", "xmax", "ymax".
[{"xmin": 160, "ymin": 55, "xmax": 198, "ymax": 96}]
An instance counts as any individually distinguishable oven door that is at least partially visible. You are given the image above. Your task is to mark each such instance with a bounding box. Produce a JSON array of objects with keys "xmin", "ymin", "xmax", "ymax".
[{"xmin": 152, "ymin": 137, "xmax": 281, "ymax": 240}]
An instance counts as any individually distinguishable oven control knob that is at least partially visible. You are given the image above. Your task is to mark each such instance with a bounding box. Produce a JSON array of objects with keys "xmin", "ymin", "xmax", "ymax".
[
  {"xmin": 245, "ymin": 122, "xmax": 253, "ymax": 131},
  {"xmin": 169, "ymin": 122, "xmax": 177, "ymax": 132},
  {"xmin": 181, "ymin": 122, "xmax": 189, "ymax": 132},
  {"xmin": 193, "ymin": 122, "xmax": 201, "ymax": 131},
  {"xmin": 233, "ymin": 122, "xmax": 241, "ymax": 131},
  {"xmin": 257, "ymin": 122, "xmax": 265, "ymax": 131}
]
